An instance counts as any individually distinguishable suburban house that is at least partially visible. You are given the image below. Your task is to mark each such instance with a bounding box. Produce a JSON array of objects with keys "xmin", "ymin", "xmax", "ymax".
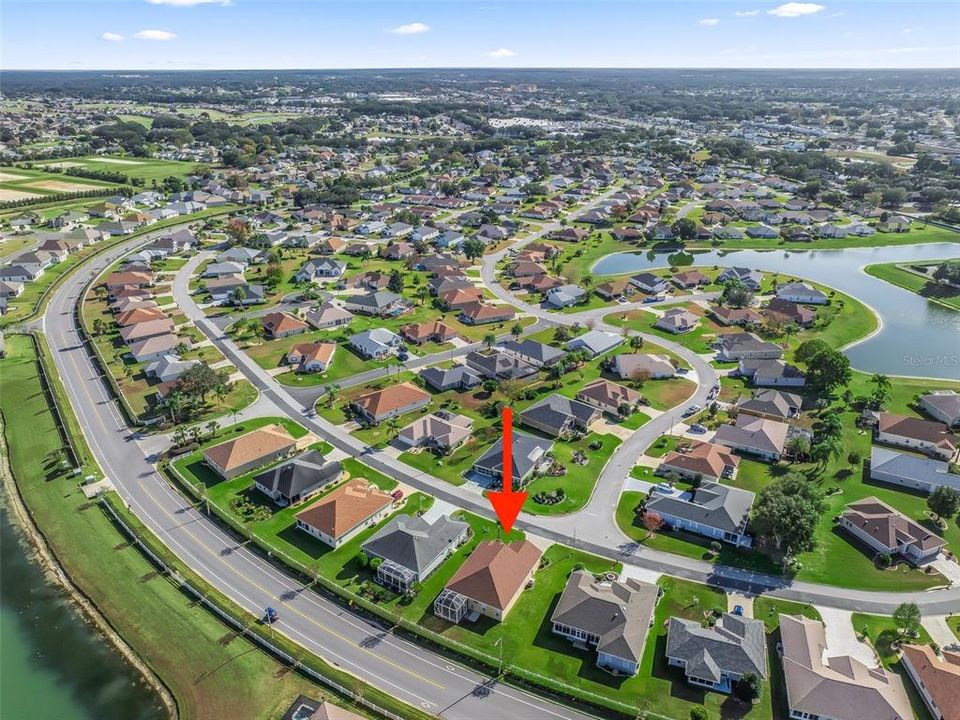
[
  {"xmin": 343, "ymin": 290, "xmax": 406, "ymax": 317},
  {"xmin": 715, "ymin": 332, "xmax": 783, "ymax": 362},
  {"xmin": 545, "ymin": 284, "xmax": 587, "ymax": 308},
  {"xmin": 253, "ymin": 450, "xmax": 343, "ymax": 505},
  {"xmin": 434, "ymin": 540, "xmax": 542, "ymax": 623},
  {"xmin": 710, "ymin": 305, "xmax": 764, "ymax": 327},
  {"xmin": 899, "ymin": 644, "xmax": 960, "ymax": 720},
  {"xmin": 666, "ymin": 613, "xmax": 767, "ymax": 693},
  {"xmin": 609, "ymin": 353, "xmax": 676, "ymax": 380},
  {"xmin": 575, "ymin": 379, "xmax": 642, "ymax": 417},
  {"xmin": 497, "ymin": 339, "xmax": 567, "ymax": 368},
  {"xmin": 629, "ymin": 272, "xmax": 670, "ymax": 294},
  {"xmin": 458, "ymin": 302, "xmax": 516, "ymax": 325},
  {"xmin": 286, "ymin": 342, "xmax": 336, "ymax": 373},
  {"xmin": 143, "ymin": 354, "xmax": 198, "ymax": 383},
  {"xmin": 919, "ymin": 391, "xmax": 960, "ymax": 428},
  {"xmin": 261, "ymin": 312, "xmax": 309, "ymax": 339},
  {"xmin": 296, "ymin": 258, "xmax": 346, "ymax": 282},
  {"xmin": 295, "ymin": 479, "xmax": 395, "ymax": 548},
  {"xmin": 775, "ymin": 281, "xmax": 828, "ymax": 305},
  {"xmin": 780, "ymin": 614, "xmax": 913, "ymax": 720},
  {"xmin": 119, "ymin": 318, "xmax": 175, "ymax": 343},
  {"xmin": 203, "ymin": 425, "xmax": 298, "ymax": 480},
  {"xmin": 203, "ymin": 261, "xmax": 246, "ymax": 278},
  {"xmin": 419, "ymin": 365, "xmax": 481, "ymax": 392},
  {"xmin": 397, "ymin": 411, "xmax": 473, "ymax": 453},
  {"xmin": 713, "ymin": 414, "xmax": 790, "ymax": 462},
  {"xmin": 362, "ymin": 514, "xmax": 470, "ymax": 593},
  {"xmin": 551, "ymin": 570, "xmax": 659, "ymax": 677},
  {"xmin": 655, "ymin": 307, "xmax": 700, "ymax": 334},
  {"xmin": 869, "ymin": 447, "xmax": 960, "ymax": 494},
  {"xmin": 520, "ymin": 394, "xmax": 600, "ymax": 438},
  {"xmin": 128, "ymin": 334, "xmax": 183, "ymax": 363},
  {"xmin": 737, "ymin": 358, "xmax": 806, "ymax": 387},
  {"xmin": 565, "ymin": 330, "xmax": 623, "ymax": 358},
  {"xmin": 400, "ymin": 320, "xmax": 459, "ymax": 346},
  {"xmin": 672, "ymin": 270, "xmax": 710, "ymax": 288},
  {"xmin": 350, "ymin": 382, "xmax": 431, "ymax": 425},
  {"xmin": 465, "ymin": 350, "xmax": 538, "ymax": 381},
  {"xmin": 348, "ymin": 328, "xmax": 402, "ymax": 359},
  {"xmin": 718, "ymin": 267, "xmax": 763, "ymax": 290},
  {"xmin": 876, "ymin": 412, "xmax": 958, "ymax": 461},
  {"xmin": 595, "ymin": 278, "xmax": 634, "ymax": 301},
  {"xmin": 645, "ymin": 482, "xmax": 755, "ymax": 547},
  {"xmin": 765, "ymin": 299, "xmax": 817, "ymax": 327},
  {"xmin": 304, "ymin": 302, "xmax": 354, "ymax": 330},
  {"xmin": 839, "ymin": 496, "xmax": 945, "ymax": 565},
  {"xmin": 736, "ymin": 389, "xmax": 803, "ymax": 420},
  {"xmin": 658, "ymin": 441, "xmax": 740, "ymax": 483},
  {"xmin": 473, "ymin": 432, "xmax": 553, "ymax": 487}
]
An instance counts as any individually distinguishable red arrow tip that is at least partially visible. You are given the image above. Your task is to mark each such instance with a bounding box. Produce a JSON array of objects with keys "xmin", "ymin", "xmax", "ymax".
[{"xmin": 488, "ymin": 488, "xmax": 527, "ymax": 535}]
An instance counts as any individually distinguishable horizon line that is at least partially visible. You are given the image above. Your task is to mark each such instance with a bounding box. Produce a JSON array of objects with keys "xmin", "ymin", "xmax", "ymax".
[{"xmin": 3, "ymin": 65, "xmax": 960, "ymax": 73}]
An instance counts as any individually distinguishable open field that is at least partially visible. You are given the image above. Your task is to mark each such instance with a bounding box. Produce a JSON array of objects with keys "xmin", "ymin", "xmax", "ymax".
[
  {"xmin": 864, "ymin": 259, "xmax": 960, "ymax": 311},
  {"xmin": 33, "ymin": 155, "xmax": 209, "ymax": 182}
]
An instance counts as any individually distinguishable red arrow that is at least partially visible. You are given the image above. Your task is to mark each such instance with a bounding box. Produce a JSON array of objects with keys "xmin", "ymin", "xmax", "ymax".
[{"xmin": 487, "ymin": 406, "xmax": 526, "ymax": 535}]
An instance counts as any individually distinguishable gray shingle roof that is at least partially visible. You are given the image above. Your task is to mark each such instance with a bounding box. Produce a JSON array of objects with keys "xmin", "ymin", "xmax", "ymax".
[
  {"xmin": 474, "ymin": 432, "xmax": 553, "ymax": 482},
  {"xmin": 666, "ymin": 613, "xmax": 768, "ymax": 681},
  {"xmin": 520, "ymin": 394, "xmax": 598, "ymax": 434},
  {"xmin": 253, "ymin": 450, "xmax": 342, "ymax": 499},
  {"xmin": 361, "ymin": 514, "xmax": 468, "ymax": 575},
  {"xmin": 646, "ymin": 482, "xmax": 755, "ymax": 534}
]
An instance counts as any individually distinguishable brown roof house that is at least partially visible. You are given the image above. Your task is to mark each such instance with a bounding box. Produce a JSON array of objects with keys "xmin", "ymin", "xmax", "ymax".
[
  {"xmin": 876, "ymin": 412, "xmax": 958, "ymax": 461},
  {"xmin": 658, "ymin": 441, "xmax": 740, "ymax": 484},
  {"xmin": 203, "ymin": 424, "xmax": 298, "ymax": 480},
  {"xmin": 575, "ymin": 379, "xmax": 642, "ymax": 418},
  {"xmin": 295, "ymin": 478, "xmax": 395, "ymax": 548},
  {"xmin": 350, "ymin": 382, "xmax": 431, "ymax": 425},
  {"xmin": 713, "ymin": 414, "xmax": 790, "ymax": 462},
  {"xmin": 900, "ymin": 644, "xmax": 960, "ymax": 720},
  {"xmin": 261, "ymin": 311, "xmax": 309, "ymax": 339},
  {"xmin": 397, "ymin": 410, "xmax": 473, "ymax": 453},
  {"xmin": 458, "ymin": 302, "xmax": 515, "ymax": 326},
  {"xmin": 400, "ymin": 320, "xmax": 460, "ymax": 346},
  {"xmin": 434, "ymin": 540, "xmax": 542, "ymax": 623},
  {"xmin": 286, "ymin": 342, "xmax": 336, "ymax": 373},
  {"xmin": 839, "ymin": 497, "xmax": 945, "ymax": 565},
  {"xmin": 780, "ymin": 614, "xmax": 913, "ymax": 720}
]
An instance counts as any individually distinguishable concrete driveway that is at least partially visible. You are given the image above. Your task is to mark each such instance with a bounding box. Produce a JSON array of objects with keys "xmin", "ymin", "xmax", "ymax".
[{"xmin": 817, "ymin": 606, "xmax": 879, "ymax": 668}]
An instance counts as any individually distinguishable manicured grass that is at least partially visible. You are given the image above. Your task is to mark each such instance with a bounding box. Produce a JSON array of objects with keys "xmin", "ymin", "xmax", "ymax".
[
  {"xmin": 32, "ymin": 155, "xmax": 208, "ymax": 182},
  {"xmin": 523, "ymin": 432, "xmax": 622, "ymax": 515},
  {"xmin": 0, "ymin": 334, "xmax": 333, "ymax": 720},
  {"xmin": 0, "ymin": 233, "xmax": 38, "ymax": 260},
  {"xmin": 686, "ymin": 224, "xmax": 960, "ymax": 250},
  {"xmin": 606, "ymin": 306, "xmax": 728, "ymax": 355},
  {"xmin": 752, "ymin": 597, "xmax": 821, "ymax": 632},
  {"xmin": 865, "ymin": 260, "xmax": 960, "ymax": 311},
  {"xmin": 948, "ymin": 616, "xmax": 960, "ymax": 641}
]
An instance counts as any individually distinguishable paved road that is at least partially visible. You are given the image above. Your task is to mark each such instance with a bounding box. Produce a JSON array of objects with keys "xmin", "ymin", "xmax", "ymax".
[{"xmin": 44, "ymin": 232, "xmax": 598, "ymax": 720}]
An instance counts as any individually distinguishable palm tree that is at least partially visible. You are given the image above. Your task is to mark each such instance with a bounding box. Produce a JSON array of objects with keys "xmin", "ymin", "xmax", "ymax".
[
  {"xmin": 579, "ymin": 273, "xmax": 594, "ymax": 290},
  {"xmin": 205, "ymin": 420, "xmax": 219, "ymax": 440},
  {"xmin": 324, "ymin": 383, "xmax": 340, "ymax": 409},
  {"xmin": 229, "ymin": 403, "xmax": 242, "ymax": 427},
  {"xmin": 548, "ymin": 364, "xmax": 564, "ymax": 388},
  {"xmin": 814, "ymin": 410, "xmax": 843, "ymax": 442},
  {"xmin": 510, "ymin": 323, "xmax": 524, "ymax": 342},
  {"xmin": 629, "ymin": 335, "xmax": 644, "ymax": 350},
  {"xmin": 483, "ymin": 333, "xmax": 496, "ymax": 350},
  {"xmin": 786, "ymin": 435, "xmax": 811, "ymax": 462},
  {"xmin": 811, "ymin": 437, "xmax": 843, "ymax": 470}
]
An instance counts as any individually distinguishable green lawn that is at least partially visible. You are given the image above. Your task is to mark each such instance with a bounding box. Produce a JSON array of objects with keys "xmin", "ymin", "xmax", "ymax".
[
  {"xmin": 0, "ymin": 334, "xmax": 333, "ymax": 720},
  {"xmin": 864, "ymin": 260, "xmax": 960, "ymax": 312},
  {"xmin": 33, "ymin": 155, "xmax": 208, "ymax": 182}
]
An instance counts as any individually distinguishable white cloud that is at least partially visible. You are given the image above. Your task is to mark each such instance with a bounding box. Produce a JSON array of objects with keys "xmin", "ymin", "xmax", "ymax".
[
  {"xmin": 146, "ymin": 0, "xmax": 231, "ymax": 5},
  {"xmin": 768, "ymin": 3, "xmax": 826, "ymax": 17},
  {"xmin": 699, "ymin": 18, "xmax": 720, "ymax": 26},
  {"xmin": 387, "ymin": 22, "xmax": 430, "ymax": 35},
  {"xmin": 101, "ymin": 32, "xmax": 124, "ymax": 42},
  {"xmin": 486, "ymin": 48, "xmax": 517, "ymax": 58},
  {"xmin": 134, "ymin": 29, "xmax": 177, "ymax": 40},
  {"xmin": 735, "ymin": 10, "xmax": 760, "ymax": 17}
]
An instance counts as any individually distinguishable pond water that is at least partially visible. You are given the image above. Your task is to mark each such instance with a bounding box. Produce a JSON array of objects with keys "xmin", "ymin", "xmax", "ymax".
[
  {"xmin": 592, "ymin": 243, "xmax": 960, "ymax": 380},
  {"xmin": 0, "ymin": 498, "xmax": 164, "ymax": 720}
]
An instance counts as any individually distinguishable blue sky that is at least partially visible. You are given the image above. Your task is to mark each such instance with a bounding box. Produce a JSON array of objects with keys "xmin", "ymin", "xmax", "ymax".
[{"xmin": 2, "ymin": 1, "xmax": 958, "ymax": 70}]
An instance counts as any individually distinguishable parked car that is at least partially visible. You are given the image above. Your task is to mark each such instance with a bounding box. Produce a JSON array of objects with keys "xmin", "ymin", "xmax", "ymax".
[{"xmin": 688, "ymin": 423, "xmax": 706, "ymax": 433}]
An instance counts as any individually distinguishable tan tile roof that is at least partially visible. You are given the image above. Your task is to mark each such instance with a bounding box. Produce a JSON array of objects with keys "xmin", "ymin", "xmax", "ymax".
[
  {"xmin": 780, "ymin": 614, "xmax": 913, "ymax": 720},
  {"xmin": 104, "ymin": 270, "xmax": 154, "ymax": 288},
  {"xmin": 295, "ymin": 478, "xmax": 394, "ymax": 540},
  {"xmin": 289, "ymin": 342, "xmax": 336, "ymax": 365},
  {"xmin": 203, "ymin": 425, "xmax": 297, "ymax": 473},
  {"xmin": 576, "ymin": 378, "xmax": 641, "ymax": 409},
  {"xmin": 444, "ymin": 540, "xmax": 542, "ymax": 611},
  {"xmin": 116, "ymin": 306, "xmax": 167, "ymax": 326},
  {"xmin": 661, "ymin": 441, "xmax": 741, "ymax": 479},
  {"xmin": 901, "ymin": 644, "xmax": 960, "ymax": 720},
  {"xmin": 261, "ymin": 311, "xmax": 308, "ymax": 335},
  {"xmin": 879, "ymin": 412, "xmax": 957, "ymax": 453},
  {"xmin": 352, "ymin": 382, "xmax": 430, "ymax": 418}
]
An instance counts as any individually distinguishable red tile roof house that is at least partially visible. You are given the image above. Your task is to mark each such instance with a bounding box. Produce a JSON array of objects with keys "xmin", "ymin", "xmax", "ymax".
[
  {"xmin": 261, "ymin": 311, "xmax": 309, "ymax": 339},
  {"xmin": 286, "ymin": 342, "xmax": 336, "ymax": 373},
  {"xmin": 458, "ymin": 302, "xmax": 516, "ymax": 326},
  {"xmin": 876, "ymin": 412, "xmax": 958, "ymax": 461},
  {"xmin": 899, "ymin": 644, "xmax": 960, "ymax": 720},
  {"xmin": 433, "ymin": 540, "xmax": 542, "ymax": 623},
  {"xmin": 439, "ymin": 287, "xmax": 485, "ymax": 311},
  {"xmin": 294, "ymin": 479, "xmax": 395, "ymax": 549},
  {"xmin": 838, "ymin": 497, "xmax": 946, "ymax": 566},
  {"xmin": 349, "ymin": 382, "xmax": 432, "ymax": 425},
  {"xmin": 104, "ymin": 270, "xmax": 154, "ymax": 292},
  {"xmin": 202, "ymin": 425, "xmax": 298, "ymax": 480}
]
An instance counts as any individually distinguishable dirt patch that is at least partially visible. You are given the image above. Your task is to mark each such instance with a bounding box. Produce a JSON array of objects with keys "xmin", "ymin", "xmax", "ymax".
[
  {"xmin": 40, "ymin": 162, "xmax": 83, "ymax": 170},
  {"xmin": 86, "ymin": 157, "xmax": 145, "ymax": 166},
  {"xmin": 0, "ymin": 188, "xmax": 43, "ymax": 201},
  {"xmin": 0, "ymin": 172, "xmax": 31, "ymax": 182},
  {"xmin": 26, "ymin": 180, "xmax": 103, "ymax": 193}
]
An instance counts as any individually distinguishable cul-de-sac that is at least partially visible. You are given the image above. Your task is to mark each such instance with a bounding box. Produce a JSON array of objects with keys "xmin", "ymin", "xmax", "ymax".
[{"xmin": 1, "ymin": 7, "xmax": 959, "ymax": 720}]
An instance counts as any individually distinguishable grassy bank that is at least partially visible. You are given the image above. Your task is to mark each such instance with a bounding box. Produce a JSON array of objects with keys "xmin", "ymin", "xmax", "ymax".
[
  {"xmin": 0, "ymin": 334, "xmax": 379, "ymax": 720},
  {"xmin": 864, "ymin": 260, "xmax": 960, "ymax": 311}
]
